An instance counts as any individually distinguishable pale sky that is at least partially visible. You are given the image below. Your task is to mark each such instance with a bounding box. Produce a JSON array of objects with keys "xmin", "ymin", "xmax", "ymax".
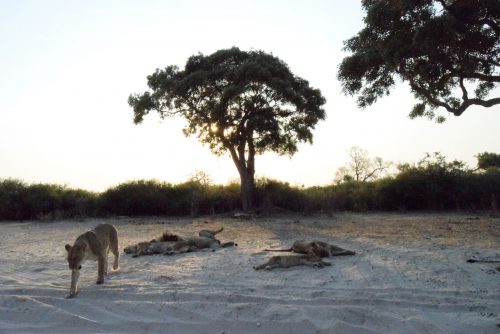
[{"xmin": 1, "ymin": 0, "xmax": 499, "ymax": 191}]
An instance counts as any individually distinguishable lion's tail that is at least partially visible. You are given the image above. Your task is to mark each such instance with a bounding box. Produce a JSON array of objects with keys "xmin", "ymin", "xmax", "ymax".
[
  {"xmin": 210, "ymin": 227, "xmax": 224, "ymax": 235},
  {"xmin": 198, "ymin": 227, "xmax": 224, "ymax": 238},
  {"xmin": 467, "ymin": 258, "xmax": 500, "ymax": 263},
  {"xmin": 263, "ymin": 248, "xmax": 293, "ymax": 252}
]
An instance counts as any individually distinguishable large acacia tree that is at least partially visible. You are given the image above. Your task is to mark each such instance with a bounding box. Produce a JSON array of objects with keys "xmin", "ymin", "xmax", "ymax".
[
  {"xmin": 338, "ymin": 0, "xmax": 499, "ymax": 122},
  {"xmin": 129, "ymin": 48, "xmax": 326, "ymax": 211}
]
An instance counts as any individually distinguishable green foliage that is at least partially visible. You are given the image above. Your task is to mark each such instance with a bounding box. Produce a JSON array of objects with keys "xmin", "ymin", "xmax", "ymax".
[
  {"xmin": 380, "ymin": 153, "xmax": 469, "ymax": 210},
  {"xmin": 338, "ymin": 0, "xmax": 500, "ymax": 121},
  {"xmin": 100, "ymin": 180, "xmax": 180, "ymax": 216},
  {"xmin": 99, "ymin": 179, "xmax": 241, "ymax": 217},
  {"xmin": 204, "ymin": 182, "xmax": 241, "ymax": 214},
  {"xmin": 2, "ymin": 153, "xmax": 500, "ymax": 220},
  {"xmin": 0, "ymin": 179, "xmax": 26, "ymax": 220},
  {"xmin": 254, "ymin": 178, "xmax": 305, "ymax": 212},
  {"xmin": 0, "ymin": 179, "xmax": 97, "ymax": 220},
  {"xmin": 476, "ymin": 152, "xmax": 500, "ymax": 170},
  {"xmin": 129, "ymin": 47, "xmax": 326, "ymax": 210},
  {"xmin": 129, "ymin": 47, "xmax": 326, "ymax": 156},
  {"xmin": 303, "ymin": 152, "xmax": 499, "ymax": 212}
]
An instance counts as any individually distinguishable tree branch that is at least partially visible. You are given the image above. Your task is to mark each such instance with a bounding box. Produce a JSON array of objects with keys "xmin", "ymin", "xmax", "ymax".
[
  {"xmin": 225, "ymin": 141, "xmax": 244, "ymax": 175},
  {"xmin": 362, "ymin": 166, "xmax": 386, "ymax": 182},
  {"xmin": 460, "ymin": 72, "xmax": 500, "ymax": 83},
  {"xmin": 459, "ymin": 77, "xmax": 468, "ymax": 101},
  {"xmin": 466, "ymin": 97, "xmax": 500, "ymax": 109},
  {"xmin": 409, "ymin": 79, "xmax": 453, "ymax": 111}
]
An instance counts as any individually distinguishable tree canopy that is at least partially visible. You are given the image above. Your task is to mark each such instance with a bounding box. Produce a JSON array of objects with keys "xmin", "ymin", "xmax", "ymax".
[
  {"xmin": 476, "ymin": 152, "xmax": 500, "ymax": 170},
  {"xmin": 338, "ymin": 0, "xmax": 500, "ymax": 122},
  {"xmin": 129, "ymin": 47, "xmax": 326, "ymax": 210}
]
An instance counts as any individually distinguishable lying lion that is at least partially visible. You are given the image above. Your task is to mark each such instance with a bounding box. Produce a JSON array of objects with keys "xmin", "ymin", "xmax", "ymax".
[
  {"xmin": 124, "ymin": 227, "xmax": 236, "ymax": 257},
  {"xmin": 164, "ymin": 227, "xmax": 236, "ymax": 255},
  {"xmin": 264, "ymin": 240, "xmax": 355, "ymax": 258},
  {"xmin": 163, "ymin": 238, "xmax": 236, "ymax": 255},
  {"xmin": 123, "ymin": 230, "xmax": 183, "ymax": 255},
  {"xmin": 254, "ymin": 254, "xmax": 331, "ymax": 270}
]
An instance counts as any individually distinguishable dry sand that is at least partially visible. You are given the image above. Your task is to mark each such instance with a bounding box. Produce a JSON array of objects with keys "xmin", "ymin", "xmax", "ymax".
[{"xmin": 0, "ymin": 213, "xmax": 498, "ymax": 333}]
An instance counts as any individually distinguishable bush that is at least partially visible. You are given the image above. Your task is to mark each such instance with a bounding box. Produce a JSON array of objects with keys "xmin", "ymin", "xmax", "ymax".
[
  {"xmin": 100, "ymin": 180, "xmax": 183, "ymax": 216},
  {"xmin": 99, "ymin": 179, "xmax": 242, "ymax": 217},
  {"xmin": 254, "ymin": 178, "xmax": 305, "ymax": 212},
  {"xmin": 0, "ymin": 179, "xmax": 97, "ymax": 220},
  {"xmin": 2, "ymin": 153, "xmax": 500, "ymax": 220}
]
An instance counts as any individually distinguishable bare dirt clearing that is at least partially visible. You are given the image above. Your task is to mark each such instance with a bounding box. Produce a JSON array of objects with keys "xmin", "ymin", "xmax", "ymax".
[{"xmin": 0, "ymin": 213, "xmax": 498, "ymax": 333}]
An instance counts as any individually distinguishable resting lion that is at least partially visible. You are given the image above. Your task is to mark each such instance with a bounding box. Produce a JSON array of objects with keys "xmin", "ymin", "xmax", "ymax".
[
  {"xmin": 254, "ymin": 254, "xmax": 331, "ymax": 270},
  {"xmin": 163, "ymin": 227, "xmax": 235, "ymax": 255},
  {"xmin": 124, "ymin": 227, "xmax": 236, "ymax": 257},
  {"xmin": 163, "ymin": 237, "xmax": 236, "ymax": 255},
  {"xmin": 264, "ymin": 240, "xmax": 355, "ymax": 258},
  {"xmin": 123, "ymin": 230, "xmax": 182, "ymax": 255}
]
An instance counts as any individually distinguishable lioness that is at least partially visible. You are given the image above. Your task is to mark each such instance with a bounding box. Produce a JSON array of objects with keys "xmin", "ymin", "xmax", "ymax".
[
  {"xmin": 265, "ymin": 240, "xmax": 355, "ymax": 257},
  {"xmin": 123, "ymin": 230, "xmax": 182, "ymax": 256},
  {"xmin": 166, "ymin": 227, "xmax": 235, "ymax": 254},
  {"xmin": 124, "ymin": 229, "xmax": 184, "ymax": 256},
  {"xmin": 254, "ymin": 254, "xmax": 331, "ymax": 270},
  {"xmin": 65, "ymin": 223, "xmax": 119, "ymax": 298},
  {"xmin": 163, "ymin": 236, "xmax": 236, "ymax": 255},
  {"xmin": 126, "ymin": 238, "xmax": 218, "ymax": 257},
  {"xmin": 124, "ymin": 227, "xmax": 236, "ymax": 257},
  {"xmin": 127, "ymin": 241, "xmax": 172, "ymax": 257}
]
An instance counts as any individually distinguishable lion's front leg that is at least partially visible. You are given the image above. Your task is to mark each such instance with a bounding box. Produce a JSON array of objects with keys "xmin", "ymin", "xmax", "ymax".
[
  {"xmin": 103, "ymin": 255, "xmax": 108, "ymax": 277},
  {"xmin": 96, "ymin": 256, "xmax": 105, "ymax": 284},
  {"xmin": 67, "ymin": 269, "xmax": 80, "ymax": 298}
]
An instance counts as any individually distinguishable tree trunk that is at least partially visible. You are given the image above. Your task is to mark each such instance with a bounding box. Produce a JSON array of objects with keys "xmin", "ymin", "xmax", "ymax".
[
  {"xmin": 225, "ymin": 137, "xmax": 255, "ymax": 212},
  {"xmin": 239, "ymin": 169, "xmax": 255, "ymax": 212}
]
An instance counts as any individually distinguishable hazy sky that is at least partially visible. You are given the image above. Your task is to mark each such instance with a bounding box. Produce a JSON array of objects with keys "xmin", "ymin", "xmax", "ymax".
[{"xmin": 1, "ymin": 0, "xmax": 499, "ymax": 191}]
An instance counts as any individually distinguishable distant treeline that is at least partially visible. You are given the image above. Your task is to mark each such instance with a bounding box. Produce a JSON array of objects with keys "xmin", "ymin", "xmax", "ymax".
[{"xmin": 1, "ymin": 155, "xmax": 499, "ymax": 220}]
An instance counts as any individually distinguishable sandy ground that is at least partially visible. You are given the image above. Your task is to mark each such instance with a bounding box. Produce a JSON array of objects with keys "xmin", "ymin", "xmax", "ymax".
[{"xmin": 0, "ymin": 213, "xmax": 498, "ymax": 334}]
